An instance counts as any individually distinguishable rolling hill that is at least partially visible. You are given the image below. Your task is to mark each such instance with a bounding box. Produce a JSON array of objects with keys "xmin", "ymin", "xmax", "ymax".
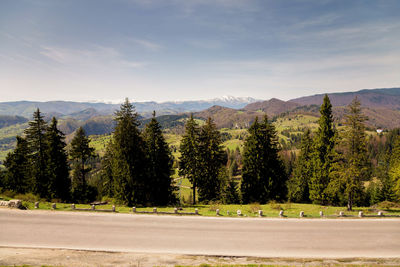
[{"xmin": 291, "ymin": 87, "xmax": 400, "ymax": 109}]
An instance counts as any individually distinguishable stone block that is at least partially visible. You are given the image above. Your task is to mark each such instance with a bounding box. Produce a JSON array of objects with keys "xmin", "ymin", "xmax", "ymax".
[
  {"xmin": 34, "ymin": 202, "xmax": 39, "ymax": 209},
  {"xmin": 279, "ymin": 210, "xmax": 284, "ymax": 217},
  {"xmin": 51, "ymin": 203, "xmax": 56, "ymax": 209},
  {"xmin": 237, "ymin": 210, "xmax": 242, "ymax": 216},
  {"xmin": 132, "ymin": 207, "xmax": 136, "ymax": 213},
  {"xmin": 9, "ymin": 199, "xmax": 22, "ymax": 209},
  {"xmin": 258, "ymin": 210, "xmax": 263, "ymax": 217},
  {"xmin": 300, "ymin": 211, "xmax": 304, "ymax": 217}
]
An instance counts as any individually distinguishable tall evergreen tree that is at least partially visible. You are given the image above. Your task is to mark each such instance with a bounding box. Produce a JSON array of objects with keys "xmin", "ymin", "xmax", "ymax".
[
  {"xmin": 389, "ymin": 137, "xmax": 400, "ymax": 201},
  {"xmin": 70, "ymin": 127, "xmax": 95, "ymax": 202},
  {"xmin": 24, "ymin": 108, "xmax": 48, "ymax": 198},
  {"xmin": 196, "ymin": 117, "xmax": 226, "ymax": 202},
  {"xmin": 110, "ymin": 98, "xmax": 147, "ymax": 205},
  {"xmin": 287, "ymin": 128, "xmax": 313, "ymax": 203},
  {"xmin": 179, "ymin": 114, "xmax": 200, "ymax": 204},
  {"xmin": 45, "ymin": 117, "xmax": 70, "ymax": 201},
  {"xmin": 143, "ymin": 111, "xmax": 175, "ymax": 205},
  {"xmin": 98, "ymin": 140, "xmax": 115, "ymax": 198},
  {"xmin": 342, "ymin": 97, "xmax": 370, "ymax": 210},
  {"xmin": 4, "ymin": 136, "xmax": 31, "ymax": 193},
  {"xmin": 241, "ymin": 116, "xmax": 286, "ymax": 203},
  {"xmin": 310, "ymin": 95, "xmax": 336, "ymax": 204}
]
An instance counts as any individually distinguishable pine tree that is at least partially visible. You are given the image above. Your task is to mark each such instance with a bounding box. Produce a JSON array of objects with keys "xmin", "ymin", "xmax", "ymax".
[
  {"xmin": 310, "ymin": 95, "xmax": 336, "ymax": 204},
  {"xmin": 241, "ymin": 116, "xmax": 286, "ymax": 204},
  {"xmin": 342, "ymin": 97, "xmax": 370, "ymax": 210},
  {"xmin": 70, "ymin": 127, "xmax": 95, "ymax": 202},
  {"xmin": 45, "ymin": 117, "xmax": 70, "ymax": 201},
  {"xmin": 196, "ymin": 117, "xmax": 226, "ymax": 202},
  {"xmin": 24, "ymin": 108, "xmax": 48, "ymax": 198},
  {"xmin": 110, "ymin": 98, "xmax": 147, "ymax": 205},
  {"xmin": 389, "ymin": 137, "xmax": 400, "ymax": 201},
  {"xmin": 179, "ymin": 114, "xmax": 200, "ymax": 204},
  {"xmin": 98, "ymin": 140, "xmax": 114, "ymax": 198},
  {"xmin": 4, "ymin": 136, "xmax": 31, "ymax": 193},
  {"xmin": 287, "ymin": 129, "xmax": 313, "ymax": 203},
  {"xmin": 143, "ymin": 111, "xmax": 175, "ymax": 205}
]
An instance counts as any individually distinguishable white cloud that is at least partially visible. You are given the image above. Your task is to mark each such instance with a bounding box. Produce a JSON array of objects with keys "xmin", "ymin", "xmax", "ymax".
[
  {"xmin": 39, "ymin": 45, "xmax": 147, "ymax": 69},
  {"xmin": 130, "ymin": 39, "xmax": 163, "ymax": 51}
]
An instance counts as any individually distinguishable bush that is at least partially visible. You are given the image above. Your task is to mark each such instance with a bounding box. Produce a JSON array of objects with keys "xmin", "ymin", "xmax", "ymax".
[
  {"xmin": 376, "ymin": 201, "xmax": 400, "ymax": 210},
  {"xmin": 14, "ymin": 193, "xmax": 39, "ymax": 202},
  {"xmin": 2, "ymin": 190, "xmax": 16, "ymax": 198},
  {"xmin": 269, "ymin": 200, "xmax": 282, "ymax": 210},
  {"xmin": 249, "ymin": 202, "xmax": 261, "ymax": 213},
  {"xmin": 208, "ymin": 201, "xmax": 220, "ymax": 211}
]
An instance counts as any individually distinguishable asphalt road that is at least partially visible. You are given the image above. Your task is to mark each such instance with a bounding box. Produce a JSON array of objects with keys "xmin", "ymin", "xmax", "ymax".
[{"xmin": 1, "ymin": 209, "xmax": 399, "ymax": 258}]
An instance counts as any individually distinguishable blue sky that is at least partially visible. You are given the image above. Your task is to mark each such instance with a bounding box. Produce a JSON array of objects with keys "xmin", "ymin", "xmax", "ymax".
[{"xmin": 0, "ymin": 0, "xmax": 399, "ymax": 103}]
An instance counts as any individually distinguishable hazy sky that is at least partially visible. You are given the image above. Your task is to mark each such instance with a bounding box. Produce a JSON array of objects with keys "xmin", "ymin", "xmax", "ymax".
[{"xmin": 1, "ymin": 0, "xmax": 399, "ymax": 103}]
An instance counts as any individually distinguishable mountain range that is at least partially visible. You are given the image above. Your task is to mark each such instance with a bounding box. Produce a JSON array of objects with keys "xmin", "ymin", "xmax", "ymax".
[{"xmin": 0, "ymin": 88, "xmax": 400, "ymax": 135}]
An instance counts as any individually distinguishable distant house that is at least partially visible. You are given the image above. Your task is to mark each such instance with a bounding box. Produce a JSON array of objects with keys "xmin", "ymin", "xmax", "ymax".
[{"xmin": 376, "ymin": 128, "xmax": 383, "ymax": 134}]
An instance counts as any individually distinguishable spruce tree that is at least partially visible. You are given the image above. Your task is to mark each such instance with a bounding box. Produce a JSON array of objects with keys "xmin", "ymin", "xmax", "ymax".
[
  {"xmin": 241, "ymin": 116, "xmax": 286, "ymax": 204},
  {"xmin": 342, "ymin": 97, "xmax": 370, "ymax": 210},
  {"xmin": 4, "ymin": 136, "xmax": 31, "ymax": 193},
  {"xmin": 310, "ymin": 95, "xmax": 336, "ymax": 204},
  {"xmin": 110, "ymin": 98, "xmax": 147, "ymax": 205},
  {"xmin": 389, "ymin": 137, "xmax": 400, "ymax": 201},
  {"xmin": 98, "ymin": 140, "xmax": 115, "ymax": 198},
  {"xmin": 143, "ymin": 111, "xmax": 175, "ymax": 205},
  {"xmin": 45, "ymin": 117, "xmax": 70, "ymax": 201},
  {"xmin": 24, "ymin": 108, "xmax": 48, "ymax": 198},
  {"xmin": 287, "ymin": 128, "xmax": 313, "ymax": 203},
  {"xmin": 70, "ymin": 127, "xmax": 95, "ymax": 202},
  {"xmin": 196, "ymin": 117, "xmax": 226, "ymax": 202},
  {"xmin": 179, "ymin": 114, "xmax": 200, "ymax": 204}
]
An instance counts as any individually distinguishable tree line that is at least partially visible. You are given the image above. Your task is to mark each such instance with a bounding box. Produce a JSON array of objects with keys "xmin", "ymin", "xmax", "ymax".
[{"xmin": 1, "ymin": 96, "xmax": 399, "ymax": 209}]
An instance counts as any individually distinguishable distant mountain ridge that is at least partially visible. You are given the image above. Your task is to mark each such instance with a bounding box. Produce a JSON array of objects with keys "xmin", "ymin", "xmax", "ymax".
[
  {"xmin": 290, "ymin": 87, "xmax": 400, "ymax": 109},
  {"xmin": 0, "ymin": 96, "xmax": 259, "ymax": 119}
]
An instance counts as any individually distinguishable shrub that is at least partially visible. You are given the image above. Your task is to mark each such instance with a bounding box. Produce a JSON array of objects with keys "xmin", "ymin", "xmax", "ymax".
[
  {"xmin": 14, "ymin": 193, "xmax": 39, "ymax": 202},
  {"xmin": 2, "ymin": 190, "xmax": 16, "ymax": 198},
  {"xmin": 376, "ymin": 201, "xmax": 400, "ymax": 210},
  {"xmin": 208, "ymin": 201, "xmax": 220, "ymax": 211},
  {"xmin": 249, "ymin": 202, "xmax": 261, "ymax": 213},
  {"xmin": 269, "ymin": 200, "xmax": 282, "ymax": 210}
]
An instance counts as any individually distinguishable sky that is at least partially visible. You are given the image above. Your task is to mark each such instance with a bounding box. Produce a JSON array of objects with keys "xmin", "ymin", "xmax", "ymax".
[{"xmin": 0, "ymin": 0, "xmax": 399, "ymax": 103}]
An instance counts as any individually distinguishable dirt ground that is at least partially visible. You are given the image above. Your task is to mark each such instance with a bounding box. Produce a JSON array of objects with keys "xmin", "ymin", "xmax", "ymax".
[{"xmin": 0, "ymin": 247, "xmax": 399, "ymax": 267}]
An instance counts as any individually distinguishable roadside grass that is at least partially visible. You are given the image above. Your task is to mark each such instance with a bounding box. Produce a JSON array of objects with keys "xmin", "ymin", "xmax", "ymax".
[{"xmin": 3, "ymin": 193, "xmax": 399, "ymax": 218}]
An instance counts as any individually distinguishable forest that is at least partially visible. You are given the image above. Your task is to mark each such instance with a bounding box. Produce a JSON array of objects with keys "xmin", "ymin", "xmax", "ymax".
[{"xmin": 1, "ymin": 96, "xmax": 399, "ymax": 211}]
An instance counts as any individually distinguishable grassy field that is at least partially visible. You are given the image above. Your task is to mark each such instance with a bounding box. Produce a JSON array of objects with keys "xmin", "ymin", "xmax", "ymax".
[{"xmin": 3, "ymin": 193, "xmax": 398, "ymax": 218}]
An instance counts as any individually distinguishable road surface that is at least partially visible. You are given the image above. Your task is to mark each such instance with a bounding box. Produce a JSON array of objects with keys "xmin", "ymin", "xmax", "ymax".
[{"xmin": 1, "ymin": 209, "xmax": 399, "ymax": 258}]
